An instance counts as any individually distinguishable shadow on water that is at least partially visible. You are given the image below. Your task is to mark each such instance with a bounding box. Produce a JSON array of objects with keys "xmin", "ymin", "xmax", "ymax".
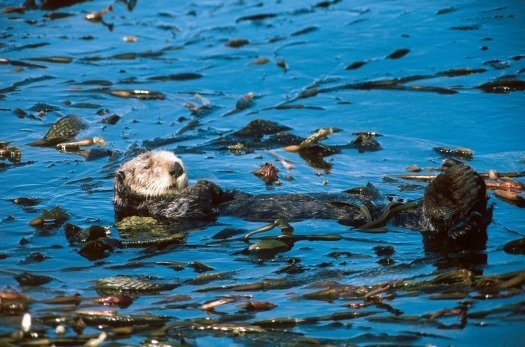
[{"xmin": 0, "ymin": 0, "xmax": 524, "ymax": 345}]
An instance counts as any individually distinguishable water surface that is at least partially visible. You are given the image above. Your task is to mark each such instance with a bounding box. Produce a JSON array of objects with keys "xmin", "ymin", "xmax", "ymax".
[{"xmin": 1, "ymin": 0, "xmax": 524, "ymax": 345}]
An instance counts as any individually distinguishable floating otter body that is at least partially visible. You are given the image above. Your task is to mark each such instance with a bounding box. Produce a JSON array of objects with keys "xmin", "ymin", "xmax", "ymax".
[{"xmin": 114, "ymin": 151, "xmax": 492, "ymax": 251}]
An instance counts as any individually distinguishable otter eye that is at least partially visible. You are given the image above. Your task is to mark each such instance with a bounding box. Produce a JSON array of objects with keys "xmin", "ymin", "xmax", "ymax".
[{"xmin": 170, "ymin": 162, "xmax": 184, "ymax": 178}]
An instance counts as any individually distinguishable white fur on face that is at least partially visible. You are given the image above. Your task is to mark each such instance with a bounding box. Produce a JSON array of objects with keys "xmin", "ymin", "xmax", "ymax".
[{"xmin": 121, "ymin": 151, "xmax": 188, "ymax": 197}]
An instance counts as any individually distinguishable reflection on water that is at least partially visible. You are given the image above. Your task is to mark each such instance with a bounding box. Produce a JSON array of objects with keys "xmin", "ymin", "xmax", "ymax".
[{"xmin": 1, "ymin": 0, "xmax": 524, "ymax": 345}]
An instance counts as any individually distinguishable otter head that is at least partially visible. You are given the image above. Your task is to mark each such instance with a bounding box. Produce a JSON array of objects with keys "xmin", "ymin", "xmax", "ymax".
[{"xmin": 116, "ymin": 151, "xmax": 188, "ymax": 199}]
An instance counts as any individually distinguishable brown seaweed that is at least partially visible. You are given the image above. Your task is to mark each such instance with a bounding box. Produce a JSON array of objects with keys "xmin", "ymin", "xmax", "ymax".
[
  {"xmin": 477, "ymin": 78, "xmax": 525, "ymax": 93},
  {"xmin": 28, "ymin": 115, "xmax": 88, "ymax": 146},
  {"xmin": 15, "ymin": 272, "xmax": 53, "ymax": 286},
  {"xmin": 147, "ymin": 73, "xmax": 202, "ymax": 81}
]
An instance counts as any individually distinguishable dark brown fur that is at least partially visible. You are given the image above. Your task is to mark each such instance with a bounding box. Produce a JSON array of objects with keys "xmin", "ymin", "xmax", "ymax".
[
  {"xmin": 114, "ymin": 153, "xmax": 492, "ymax": 251},
  {"xmin": 421, "ymin": 159, "xmax": 492, "ymax": 251}
]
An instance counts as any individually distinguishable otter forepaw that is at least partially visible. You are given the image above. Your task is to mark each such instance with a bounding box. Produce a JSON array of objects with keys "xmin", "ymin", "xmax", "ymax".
[{"xmin": 195, "ymin": 179, "xmax": 225, "ymax": 204}]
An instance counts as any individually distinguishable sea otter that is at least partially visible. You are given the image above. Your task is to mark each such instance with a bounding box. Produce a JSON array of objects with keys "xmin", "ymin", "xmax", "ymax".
[
  {"xmin": 114, "ymin": 151, "xmax": 492, "ymax": 251},
  {"xmin": 114, "ymin": 151, "xmax": 223, "ymax": 224}
]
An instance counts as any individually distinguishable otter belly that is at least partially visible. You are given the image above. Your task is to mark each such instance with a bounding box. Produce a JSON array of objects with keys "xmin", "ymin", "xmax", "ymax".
[{"xmin": 218, "ymin": 192, "xmax": 366, "ymax": 226}]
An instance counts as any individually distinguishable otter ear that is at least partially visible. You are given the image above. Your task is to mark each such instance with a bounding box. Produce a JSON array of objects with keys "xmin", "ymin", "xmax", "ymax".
[
  {"xmin": 144, "ymin": 156, "xmax": 154, "ymax": 170},
  {"xmin": 170, "ymin": 162, "xmax": 185, "ymax": 178},
  {"xmin": 116, "ymin": 170, "xmax": 125, "ymax": 183}
]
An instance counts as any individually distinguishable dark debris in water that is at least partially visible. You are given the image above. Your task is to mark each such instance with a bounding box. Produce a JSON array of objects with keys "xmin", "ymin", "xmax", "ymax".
[
  {"xmin": 1, "ymin": 266, "xmax": 524, "ymax": 345},
  {"xmin": 0, "ymin": 75, "xmax": 55, "ymax": 94},
  {"xmin": 236, "ymin": 13, "xmax": 278, "ymax": 23},
  {"xmin": 0, "ymin": 142, "xmax": 22, "ymax": 162},
  {"xmin": 434, "ymin": 146, "xmax": 474, "ymax": 160},
  {"xmin": 14, "ymin": 272, "xmax": 53, "ymax": 286},
  {"xmin": 166, "ymin": 119, "xmax": 381, "ymax": 172},
  {"xmin": 386, "ymin": 48, "xmax": 410, "ymax": 60},
  {"xmin": 503, "ymin": 237, "xmax": 525, "ymax": 255},
  {"xmin": 252, "ymin": 162, "xmax": 279, "ymax": 185},
  {"xmin": 477, "ymin": 77, "xmax": 525, "ymax": 94},
  {"xmin": 28, "ymin": 102, "xmax": 60, "ymax": 113},
  {"xmin": 147, "ymin": 72, "xmax": 203, "ymax": 81}
]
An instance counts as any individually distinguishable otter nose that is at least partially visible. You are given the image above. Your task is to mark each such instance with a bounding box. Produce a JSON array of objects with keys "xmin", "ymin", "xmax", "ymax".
[{"xmin": 169, "ymin": 162, "xmax": 185, "ymax": 178}]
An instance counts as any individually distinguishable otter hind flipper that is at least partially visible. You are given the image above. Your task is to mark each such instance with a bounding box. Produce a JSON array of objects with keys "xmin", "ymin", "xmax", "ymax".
[
  {"xmin": 422, "ymin": 159, "xmax": 492, "ymax": 251},
  {"xmin": 446, "ymin": 211, "xmax": 489, "ymax": 249}
]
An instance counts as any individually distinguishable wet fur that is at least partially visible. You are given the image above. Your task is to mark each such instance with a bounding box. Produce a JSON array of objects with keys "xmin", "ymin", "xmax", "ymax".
[
  {"xmin": 114, "ymin": 152, "xmax": 492, "ymax": 251},
  {"xmin": 218, "ymin": 191, "xmax": 367, "ymax": 226},
  {"xmin": 114, "ymin": 151, "xmax": 189, "ymax": 220},
  {"xmin": 421, "ymin": 159, "xmax": 492, "ymax": 251}
]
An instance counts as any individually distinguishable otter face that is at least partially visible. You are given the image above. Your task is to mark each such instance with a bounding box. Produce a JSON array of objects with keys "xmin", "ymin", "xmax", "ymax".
[{"xmin": 117, "ymin": 151, "xmax": 188, "ymax": 198}]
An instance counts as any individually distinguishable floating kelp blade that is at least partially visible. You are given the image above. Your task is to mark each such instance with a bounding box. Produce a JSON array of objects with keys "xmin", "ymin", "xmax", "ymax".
[
  {"xmin": 28, "ymin": 206, "xmax": 70, "ymax": 228},
  {"xmin": 57, "ymin": 137, "xmax": 106, "ymax": 149},
  {"xmin": 345, "ymin": 61, "xmax": 367, "ymax": 70},
  {"xmin": 25, "ymin": 56, "xmax": 73, "ymax": 63},
  {"xmin": 147, "ymin": 73, "xmax": 202, "ymax": 81},
  {"xmin": 278, "ymin": 234, "xmax": 342, "ymax": 241},
  {"xmin": 187, "ymin": 271, "xmax": 236, "ymax": 285},
  {"xmin": 95, "ymin": 276, "xmax": 179, "ymax": 296},
  {"xmin": 28, "ymin": 115, "xmax": 88, "ymax": 147},
  {"xmin": 284, "ymin": 128, "xmax": 337, "ymax": 152},
  {"xmin": 244, "ymin": 219, "xmax": 293, "ymax": 240},
  {"xmin": 0, "ymin": 75, "xmax": 55, "ymax": 93},
  {"xmin": 493, "ymin": 190, "xmax": 525, "ymax": 207},
  {"xmin": 102, "ymin": 89, "xmax": 166, "ymax": 100},
  {"xmin": 247, "ymin": 239, "xmax": 290, "ymax": 253},
  {"xmin": 0, "ymin": 57, "xmax": 47, "ymax": 68},
  {"xmin": 396, "ymin": 171, "xmax": 525, "ymax": 182},
  {"xmin": 356, "ymin": 201, "xmax": 418, "ymax": 231},
  {"xmin": 75, "ymin": 310, "xmax": 169, "ymax": 327},
  {"xmin": 486, "ymin": 181, "xmax": 525, "ymax": 193},
  {"xmin": 238, "ymin": 300, "xmax": 277, "ymax": 311}
]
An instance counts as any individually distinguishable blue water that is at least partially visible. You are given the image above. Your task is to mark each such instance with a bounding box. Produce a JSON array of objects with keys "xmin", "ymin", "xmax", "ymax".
[{"xmin": 1, "ymin": 0, "xmax": 524, "ymax": 345}]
